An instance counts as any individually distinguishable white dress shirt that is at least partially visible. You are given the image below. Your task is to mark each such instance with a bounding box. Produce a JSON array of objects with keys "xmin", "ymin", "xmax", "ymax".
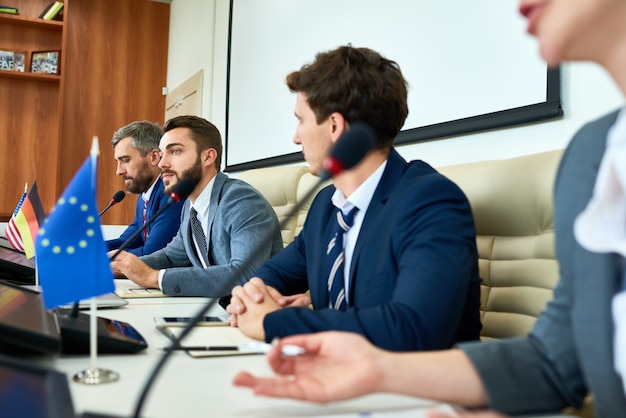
[
  {"xmin": 157, "ymin": 176, "xmax": 215, "ymax": 288},
  {"xmin": 330, "ymin": 160, "xmax": 387, "ymax": 305}
]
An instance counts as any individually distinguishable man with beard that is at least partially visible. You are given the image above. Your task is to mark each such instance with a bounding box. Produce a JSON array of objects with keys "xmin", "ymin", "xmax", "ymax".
[
  {"xmin": 110, "ymin": 115, "xmax": 283, "ymax": 298},
  {"xmin": 106, "ymin": 121, "xmax": 184, "ymax": 256}
]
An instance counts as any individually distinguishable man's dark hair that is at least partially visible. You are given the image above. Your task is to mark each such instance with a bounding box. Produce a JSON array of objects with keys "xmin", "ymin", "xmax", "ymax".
[
  {"xmin": 286, "ymin": 45, "xmax": 408, "ymax": 150},
  {"xmin": 163, "ymin": 115, "xmax": 223, "ymax": 170}
]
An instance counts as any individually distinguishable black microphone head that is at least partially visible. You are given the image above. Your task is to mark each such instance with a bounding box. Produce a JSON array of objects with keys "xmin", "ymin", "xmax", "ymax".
[
  {"xmin": 170, "ymin": 178, "xmax": 196, "ymax": 202},
  {"xmin": 320, "ymin": 121, "xmax": 376, "ymax": 179},
  {"xmin": 112, "ymin": 190, "xmax": 126, "ymax": 204}
]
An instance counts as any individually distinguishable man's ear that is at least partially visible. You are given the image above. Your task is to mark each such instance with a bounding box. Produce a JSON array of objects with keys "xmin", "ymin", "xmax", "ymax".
[
  {"xmin": 149, "ymin": 149, "xmax": 161, "ymax": 166},
  {"xmin": 202, "ymin": 148, "xmax": 218, "ymax": 168},
  {"xmin": 328, "ymin": 112, "xmax": 348, "ymax": 144}
]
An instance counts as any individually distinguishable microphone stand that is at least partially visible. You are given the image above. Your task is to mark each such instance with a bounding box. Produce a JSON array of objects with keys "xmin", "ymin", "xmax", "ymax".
[{"xmin": 131, "ymin": 177, "xmax": 326, "ymax": 418}]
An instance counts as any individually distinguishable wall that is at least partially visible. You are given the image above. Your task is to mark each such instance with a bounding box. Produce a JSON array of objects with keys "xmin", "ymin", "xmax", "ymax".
[{"xmin": 167, "ymin": 0, "xmax": 623, "ymax": 171}]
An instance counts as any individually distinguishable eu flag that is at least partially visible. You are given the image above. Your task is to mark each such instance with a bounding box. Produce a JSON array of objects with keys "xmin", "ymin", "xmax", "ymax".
[{"xmin": 36, "ymin": 139, "xmax": 114, "ymax": 309}]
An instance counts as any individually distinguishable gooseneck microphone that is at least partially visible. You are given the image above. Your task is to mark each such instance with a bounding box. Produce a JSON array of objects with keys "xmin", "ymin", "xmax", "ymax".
[
  {"xmin": 132, "ymin": 122, "xmax": 376, "ymax": 418},
  {"xmin": 109, "ymin": 178, "xmax": 196, "ymax": 262},
  {"xmin": 318, "ymin": 122, "xmax": 376, "ymax": 181},
  {"xmin": 98, "ymin": 190, "xmax": 126, "ymax": 217}
]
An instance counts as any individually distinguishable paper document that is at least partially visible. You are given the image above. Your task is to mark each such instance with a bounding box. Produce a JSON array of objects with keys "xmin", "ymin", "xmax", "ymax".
[
  {"xmin": 159, "ymin": 324, "xmax": 264, "ymax": 358},
  {"xmin": 115, "ymin": 280, "xmax": 168, "ymax": 298}
]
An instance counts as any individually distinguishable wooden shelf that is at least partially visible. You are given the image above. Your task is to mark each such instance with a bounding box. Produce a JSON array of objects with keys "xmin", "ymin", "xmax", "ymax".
[
  {"xmin": 0, "ymin": 70, "xmax": 61, "ymax": 82},
  {"xmin": 0, "ymin": 13, "xmax": 63, "ymax": 30}
]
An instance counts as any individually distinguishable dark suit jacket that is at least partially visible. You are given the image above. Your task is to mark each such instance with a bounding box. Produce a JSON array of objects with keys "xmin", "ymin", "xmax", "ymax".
[
  {"xmin": 106, "ymin": 177, "xmax": 184, "ymax": 256},
  {"xmin": 256, "ymin": 149, "xmax": 482, "ymax": 351},
  {"xmin": 463, "ymin": 110, "xmax": 626, "ymax": 417}
]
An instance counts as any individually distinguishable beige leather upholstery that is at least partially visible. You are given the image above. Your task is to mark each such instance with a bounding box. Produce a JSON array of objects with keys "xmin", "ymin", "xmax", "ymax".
[
  {"xmin": 239, "ymin": 150, "xmax": 563, "ymax": 342},
  {"xmin": 239, "ymin": 165, "xmax": 309, "ymax": 247},
  {"xmin": 295, "ymin": 173, "xmax": 331, "ymax": 236},
  {"xmin": 437, "ymin": 150, "xmax": 562, "ymax": 340}
]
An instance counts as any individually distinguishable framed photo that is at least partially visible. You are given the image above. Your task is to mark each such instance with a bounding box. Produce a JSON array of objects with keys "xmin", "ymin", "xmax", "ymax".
[
  {"xmin": 0, "ymin": 49, "xmax": 27, "ymax": 72},
  {"xmin": 30, "ymin": 50, "xmax": 61, "ymax": 75}
]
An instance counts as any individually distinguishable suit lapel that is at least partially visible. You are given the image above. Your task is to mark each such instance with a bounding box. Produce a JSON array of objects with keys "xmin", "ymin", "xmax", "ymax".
[{"xmin": 348, "ymin": 150, "xmax": 407, "ymax": 292}]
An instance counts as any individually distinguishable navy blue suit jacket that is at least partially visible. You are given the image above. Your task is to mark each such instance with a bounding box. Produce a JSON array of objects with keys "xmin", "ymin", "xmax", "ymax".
[
  {"xmin": 256, "ymin": 149, "xmax": 481, "ymax": 351},
  {"xmin": 106, "ymin": 177, "xmax": 184, "ymax": 256}
]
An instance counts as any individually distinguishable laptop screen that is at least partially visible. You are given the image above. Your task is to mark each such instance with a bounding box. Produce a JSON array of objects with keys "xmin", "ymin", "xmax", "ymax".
[
  {"xmin": 0, "ymin": 237, "xmax": 35, "ymax": 285},
  {"xmin": 0, "ymin": 354, "xmax": 76, "ymax": 418},
  {"xmin": 0, "ymin": 281, "xmax": 61, "ymax": 354}
]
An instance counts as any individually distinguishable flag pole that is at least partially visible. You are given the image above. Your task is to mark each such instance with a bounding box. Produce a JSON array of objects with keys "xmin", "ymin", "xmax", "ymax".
[{"xmin": 73, "ymin": 137, "xmax": 119, "ymax": 385}]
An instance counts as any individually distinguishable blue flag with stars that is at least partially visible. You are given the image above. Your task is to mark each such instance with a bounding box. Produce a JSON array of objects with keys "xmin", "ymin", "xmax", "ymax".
[{"xmin": 36, "ymin": 142, "xmax": 114, "ymax": 309}]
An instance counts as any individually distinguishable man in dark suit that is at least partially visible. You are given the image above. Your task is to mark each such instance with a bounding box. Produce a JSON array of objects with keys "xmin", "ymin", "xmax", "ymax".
[
  {"xmin": 226, "ymin": 45, "xmax": 481, "ymax": 351},
  {"xmin": 106, "ymin": 121, "xmax": 184, "ymax": 257}
]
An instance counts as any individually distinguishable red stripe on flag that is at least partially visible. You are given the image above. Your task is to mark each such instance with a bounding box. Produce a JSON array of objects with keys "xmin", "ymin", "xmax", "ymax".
[{"xmin": 5, "ymin": 218, "xmax": 24, "ymax": 251}]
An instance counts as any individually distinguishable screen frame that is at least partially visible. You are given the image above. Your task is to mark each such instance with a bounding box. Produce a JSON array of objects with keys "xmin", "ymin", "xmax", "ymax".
[{"xmin": 224, "ymin": 0, "xmax": 563, "ymax": 172}]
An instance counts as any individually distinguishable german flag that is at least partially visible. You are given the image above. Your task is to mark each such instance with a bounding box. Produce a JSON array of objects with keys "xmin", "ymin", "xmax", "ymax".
[{"xmin": 4, "ymin": 182, "xmax": 45, "ymax": 258}]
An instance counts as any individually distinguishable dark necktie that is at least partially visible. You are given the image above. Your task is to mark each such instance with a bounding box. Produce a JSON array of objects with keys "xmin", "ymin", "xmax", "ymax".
[
  {"xmin": 190, "ymin": 207, "xmax": 208, "ymax": 265},
  {"xmin": 326, "ymin": 207, "xmax": 359, "ymax": 311},
  {"xmin": 142, "ymin": 198, "xmax": 148, "ymax": 241}
]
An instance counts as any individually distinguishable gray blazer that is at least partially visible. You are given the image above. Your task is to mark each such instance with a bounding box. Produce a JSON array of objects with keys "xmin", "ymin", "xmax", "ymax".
[
  {"xmin": 140, "ymin": 172, "xmax": 283, "ymax": 298},
  {"xmin": 462, "ymin": 110, "xmax": 626, "ymax": 417}
]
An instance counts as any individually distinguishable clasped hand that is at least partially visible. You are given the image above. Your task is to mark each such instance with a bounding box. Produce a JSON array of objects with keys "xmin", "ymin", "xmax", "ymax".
[{"xmin": 226, "ymin": 277, "xmax": 311, "ymax": 340}]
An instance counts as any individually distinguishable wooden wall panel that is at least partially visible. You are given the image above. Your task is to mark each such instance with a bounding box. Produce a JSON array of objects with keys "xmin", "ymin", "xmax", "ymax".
[
  {"xmin": 0, "ymin": 0, "xmax": 64, "ymax": 218},
  {"xmin": 61, "ymin": 0, "xmax": 170, "ymax": 226}
]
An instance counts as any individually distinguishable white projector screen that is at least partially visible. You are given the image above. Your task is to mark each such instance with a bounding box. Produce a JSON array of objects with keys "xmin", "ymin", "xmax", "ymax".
[{"xmin": 225, "ymin": 0, "xmax": 561, "ymax": 171}]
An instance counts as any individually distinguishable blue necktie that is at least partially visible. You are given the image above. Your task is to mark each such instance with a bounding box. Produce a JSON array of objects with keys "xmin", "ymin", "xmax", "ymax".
[{"xmin": 326, "ymin": 207, "xmax": 359, "ymax": 311}]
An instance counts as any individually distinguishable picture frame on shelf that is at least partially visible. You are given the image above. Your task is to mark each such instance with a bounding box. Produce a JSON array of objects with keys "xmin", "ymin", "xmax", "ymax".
[
  {"xmin": 0, "ymin": 50, "xmax": 26, "ymax": 72},
  {"xmin": 31, "ymin": 50, "xmax": 61, "ymax": 75}
]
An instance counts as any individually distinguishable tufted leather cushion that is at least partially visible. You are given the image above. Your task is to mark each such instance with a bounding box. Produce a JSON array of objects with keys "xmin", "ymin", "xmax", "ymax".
[
  {"xmin": 437, "ymin": 150, "xmax": 563, "ymax": 340},
  {"xmin": 239, "ymin": 165, "xmax": 309, "ymax": 247}
]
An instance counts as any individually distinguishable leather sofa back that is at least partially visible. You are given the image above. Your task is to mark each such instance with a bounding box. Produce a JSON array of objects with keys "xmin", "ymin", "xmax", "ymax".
[{"xmin": 437, "ymin": 150, "xmax": 562, "ymax": 340}]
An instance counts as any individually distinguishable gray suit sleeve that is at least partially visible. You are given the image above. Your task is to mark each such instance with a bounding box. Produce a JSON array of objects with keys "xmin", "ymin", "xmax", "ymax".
[{"xmin": 157, "ymin": 181, "xmax": 281, "ymax": 298}]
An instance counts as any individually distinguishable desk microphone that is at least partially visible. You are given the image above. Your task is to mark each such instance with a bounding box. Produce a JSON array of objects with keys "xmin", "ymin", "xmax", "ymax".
[
  {"xmin": 98, "ymin": 190, "xmax": 126, "ymax": 217},
  {"xmin": 109, "ymin": 178, "xmax": 195, "ymax": 262},
  {"xmin": 132, "ymin": 122, "xmax": 376, "ymax": 418}
]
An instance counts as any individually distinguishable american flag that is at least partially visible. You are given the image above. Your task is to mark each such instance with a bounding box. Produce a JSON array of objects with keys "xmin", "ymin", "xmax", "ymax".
[
  {"xmin": 4, "ymin": 185, "xmax": 27, "ymax": 252},
  {"xmin": 4, "ymin": 182, "xmax": 45, "ymax": 258}
]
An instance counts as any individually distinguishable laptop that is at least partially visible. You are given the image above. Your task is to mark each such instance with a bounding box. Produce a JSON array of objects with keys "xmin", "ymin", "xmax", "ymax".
[
  {"xmin": 0, "ymin": 353, "xmax": 122, "ymax": 418},
  {"xmin": 0, "ymin": 236, "xmax": 127, "ymax": 309},
  {"xmin": 0, "ymin": 281, "xmax": 147, "ymax": 356},
  {"xmin": 0, "ymin": 236, "xmax": 36, "ymax": 285}
]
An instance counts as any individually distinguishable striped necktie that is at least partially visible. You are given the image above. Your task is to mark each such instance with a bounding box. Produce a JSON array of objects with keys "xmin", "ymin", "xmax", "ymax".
[{"xmin": 326, "ymin": 207, "xmax": 359, "ymax": 311}]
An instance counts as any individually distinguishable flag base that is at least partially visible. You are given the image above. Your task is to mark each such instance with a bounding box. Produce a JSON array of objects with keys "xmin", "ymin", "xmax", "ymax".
[{"xmin": 73, "ymin": 367, "xmax": 119, "ymax": 385}]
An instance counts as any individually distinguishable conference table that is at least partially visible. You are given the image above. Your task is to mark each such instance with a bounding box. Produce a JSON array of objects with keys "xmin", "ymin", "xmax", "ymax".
[{"xmin": 34, "ymin": 280, "xmax": 572, "ymax": 418}]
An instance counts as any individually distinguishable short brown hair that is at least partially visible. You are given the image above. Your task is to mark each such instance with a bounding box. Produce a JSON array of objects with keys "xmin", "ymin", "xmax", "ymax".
[
  {"xmin": 163, "ymin": 115, "xmax": 223, "ymax": 170},
  {"xmin": 286, "ymin": 45, "xmax": 408, "ymax": 150}
]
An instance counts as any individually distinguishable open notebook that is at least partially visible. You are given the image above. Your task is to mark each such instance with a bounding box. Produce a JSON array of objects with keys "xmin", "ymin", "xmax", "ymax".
[{"xmin": 115, "ymin": 279, "xmax": 168, "ymax": 298}]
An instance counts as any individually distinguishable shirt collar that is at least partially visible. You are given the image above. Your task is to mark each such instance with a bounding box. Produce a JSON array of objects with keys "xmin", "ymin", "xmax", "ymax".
[
  {"xmin": 191, "ymin": 175, "xmax": 216, "ymax": 217},
  {"xmin": 331, "ymin": 160, "xmax": 387, "ymax": 213},
  {"xmin": 142, "ymin": 177, "xmax": 159, "ymax": 203}
]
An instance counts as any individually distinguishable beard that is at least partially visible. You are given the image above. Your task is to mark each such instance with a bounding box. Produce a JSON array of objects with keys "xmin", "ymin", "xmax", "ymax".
[
  {"xmin": 162, "ymin": 155, "xmax": 203, "ymax": 195},
  {"xmin": 125, "ymin": 161, "xmax": 155, "ymax": 194}
]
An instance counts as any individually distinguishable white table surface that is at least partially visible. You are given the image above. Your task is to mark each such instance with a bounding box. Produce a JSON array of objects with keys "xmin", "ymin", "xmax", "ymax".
[{"xmin": 31, "ymin": 280, "xmax": 572, "ymax": 418}]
